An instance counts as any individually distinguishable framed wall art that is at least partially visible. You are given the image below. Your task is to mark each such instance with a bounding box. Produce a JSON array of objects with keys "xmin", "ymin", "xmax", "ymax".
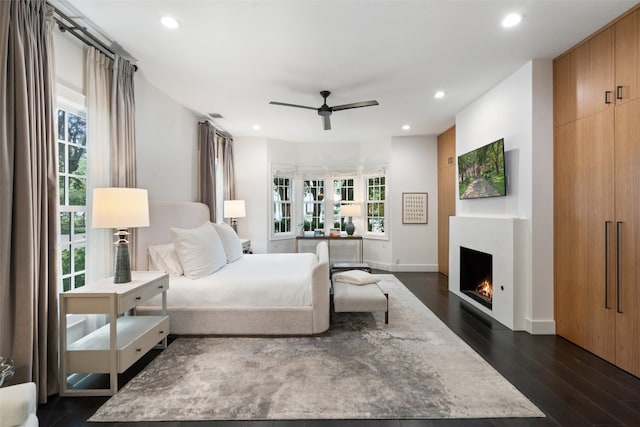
[{"xmin": 402, "ymin": 192, "xmax": 428, "ymax": 224}]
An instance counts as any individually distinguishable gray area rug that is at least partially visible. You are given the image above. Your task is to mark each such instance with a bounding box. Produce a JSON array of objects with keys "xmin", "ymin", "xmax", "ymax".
[{"xmin": 90, "ymin": 275, "xmax": 544, "ymax": 422}]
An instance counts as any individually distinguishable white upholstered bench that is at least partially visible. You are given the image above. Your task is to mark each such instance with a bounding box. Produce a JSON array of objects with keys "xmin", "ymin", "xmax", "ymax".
[{"xmin": 333, "ymin": 280, "xmax": 389, "ymax": 324}]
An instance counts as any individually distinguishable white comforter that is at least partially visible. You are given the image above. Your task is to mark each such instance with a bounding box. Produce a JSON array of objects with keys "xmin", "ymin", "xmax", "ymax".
[{"xmin": 142, "ymin": 252, "xmax": 318, "ymax": 308}]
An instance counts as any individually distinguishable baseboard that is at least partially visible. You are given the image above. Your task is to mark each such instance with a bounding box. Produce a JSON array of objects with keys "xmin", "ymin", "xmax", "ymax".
[
  {"xmin": 524, "ymin": 318, "xmax": 556, "ymax": 335},
  {"xmin": 364, "ymin": 261, "xmax": 438, "ymax": 272}
]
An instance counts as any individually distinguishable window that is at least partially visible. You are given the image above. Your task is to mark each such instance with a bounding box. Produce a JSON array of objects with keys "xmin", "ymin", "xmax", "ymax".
[
  {"xmin": 273, "ymin": 176, "xmax": 292, "ymax": 235},
  {"xmin": 57, "ymin": 106, "xmax": 88, "ymax": 291},
  {"xmin": 366, "ymin": 175, "xmax": 386, "ymax": 235},
  {"xmin": 302, "ymin": 179, "xmax": 325, "ymax": 232},
  {"xmin": 333, "ymin": 178, "xmax": 355, "ymax": 230}
]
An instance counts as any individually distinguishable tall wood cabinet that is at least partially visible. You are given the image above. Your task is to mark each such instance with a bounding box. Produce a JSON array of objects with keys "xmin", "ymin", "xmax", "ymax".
[
  {"xmin": 437, "ymin": 126, "xmax": 456, "ymax": 276},
  {"xmin": 554, "ymin": 5, "xmax": 640, "ymax": 377}
]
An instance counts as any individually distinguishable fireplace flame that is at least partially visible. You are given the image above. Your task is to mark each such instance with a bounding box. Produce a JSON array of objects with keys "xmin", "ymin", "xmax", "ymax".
[{"xmin": 476, "ymin": 279, "xmax": 493, "ymax": 301}]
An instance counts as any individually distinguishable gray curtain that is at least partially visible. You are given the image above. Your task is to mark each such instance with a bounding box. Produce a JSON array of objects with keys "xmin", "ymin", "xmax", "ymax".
[
  {"xmin": 0, "ymin": 0, "xmax": 59, "ymax": 402},
  {"xmin": 111, "ymin": 54, "xmax": 138, "ymax": 264},
  {"xmin": 111, "ymin": 55, "xmax": 136, "ymax": 188},
  {"xmin": 221, "ymin": 136, "xmax": 235, "ymax": 201},
  {"xmin": 198, "ymin": 121, "xmax": 217, "ymax": 222}
]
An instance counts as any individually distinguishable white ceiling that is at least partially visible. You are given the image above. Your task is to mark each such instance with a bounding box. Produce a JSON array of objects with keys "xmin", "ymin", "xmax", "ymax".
[{"xmin": 61, "ymin": 0, "xmax": 637, "ymax": 144}]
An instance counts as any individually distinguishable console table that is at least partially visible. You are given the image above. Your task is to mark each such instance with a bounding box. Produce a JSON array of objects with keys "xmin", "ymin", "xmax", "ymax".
[{"xmin": 296, "ymin": 235, "xmax": 363, "ymax": 262}]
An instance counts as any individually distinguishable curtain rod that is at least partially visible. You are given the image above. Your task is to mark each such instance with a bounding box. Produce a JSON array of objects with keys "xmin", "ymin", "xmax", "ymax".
[
  {"xmin": 51, "ymin": 3, "xmax": 138, "ymax": 71},
  {"xmin": 198, "ymin": 121, "xmax": 233, "ymax": 140}
]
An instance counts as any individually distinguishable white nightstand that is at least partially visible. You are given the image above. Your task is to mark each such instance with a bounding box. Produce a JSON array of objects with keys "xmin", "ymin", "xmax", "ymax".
[
  {"xmin": 240, "ymin": 238, "xmax": 252, "ymax": 254},
  {"xmin": 59, "ymin": 271, "xmax": 169, "ymax": 396}
]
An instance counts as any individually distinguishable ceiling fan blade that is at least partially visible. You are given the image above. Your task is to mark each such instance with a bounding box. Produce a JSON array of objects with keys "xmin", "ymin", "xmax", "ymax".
[
  {"xmin": 331, "ymin": 100, "xmax": 379, "ymax": 111},
  {"xmin": 323, "ymin": 115, "xmax": 331, "ymax": 130},
  {"xmin": 269, "ymin": 101, "xmax": 317, "ymax": 111}
]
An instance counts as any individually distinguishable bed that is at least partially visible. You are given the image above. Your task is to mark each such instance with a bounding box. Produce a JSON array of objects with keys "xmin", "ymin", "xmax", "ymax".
[{"xmin": 134, "ymin": 201, "xmax": 330, "ymax": 336}]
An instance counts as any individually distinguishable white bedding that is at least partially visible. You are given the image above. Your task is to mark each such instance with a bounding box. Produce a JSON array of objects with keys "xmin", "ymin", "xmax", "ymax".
[{"xmin": 142, "ymin": 252, "xmax": 318, "ymax": 308}]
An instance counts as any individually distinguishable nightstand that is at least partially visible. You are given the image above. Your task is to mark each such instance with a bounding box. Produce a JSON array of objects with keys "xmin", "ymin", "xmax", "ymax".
[
  {"xmin": 59, "ymin": 271, "xmax": 169, "ymax": 396},
  {"xmin": 240, "ymin": 238, "xmax": 252, "ymax": 254}
]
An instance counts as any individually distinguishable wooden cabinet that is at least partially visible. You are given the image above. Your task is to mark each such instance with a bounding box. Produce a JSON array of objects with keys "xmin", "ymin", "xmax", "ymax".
[
  {"xmin": 59, "ymin": 272, "xmax": 170, "ymax": 396},
  {"xmin": 613, "ymin": 99, "xmax": 640, "ymax": 376},
  {"xmin": 615, "ymin": 9, "xmax": 640, "ymax": 104},
  {"xmin": 553, "ymin": 27, "xmax": 614, "ymax": 127},
  {"xmin": 554, "ymin": 4, "xmax": 640, "ymax": 378},
  {"xmin": 554, "ymin": 110, "xmax": 615, "ymax": 363},
  {"xmin": 437, "ymin": 126, "xmax": 456, "ymax": 276}
]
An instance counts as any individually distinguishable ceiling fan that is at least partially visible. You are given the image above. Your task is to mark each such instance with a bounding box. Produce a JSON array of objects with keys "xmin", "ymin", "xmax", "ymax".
[{"xmin": 269, "ymin": 90, "xmax": 379, "ymax": 130}]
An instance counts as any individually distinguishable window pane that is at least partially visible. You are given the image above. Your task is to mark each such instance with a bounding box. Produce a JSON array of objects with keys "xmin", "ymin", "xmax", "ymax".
[
  {"xmin": 74, "ymin": 212, "xmax": 86, "ymax": 240},
  {"xmin": 59, "ymin": 176, "xmax": 66, "ymax": 205},
  {"xmin": 58, "ymin": 143, "xmax": 65, "ymax": 173},
  {"xmin": 74, "ymin": 273, "xmax": 85, "ymax": 289},
  {"xmin": 68, "ymin": 113, "xmax": 86, "ymax": 146},
  {"xmin": 74, "ymin": 246, "xmax": 86, "ymax": 272},
  {"xmin": 62, "ymin": 277, "xmax": 71, "ymax": 292},
  {"xmin": 57, "ymin": 110, "xmax": 66, "ymax": 140},
  {"xmin": 61, "ymin": 246, "xmax": 71, "ymax": 275},
  {"xmin": 60, "ymin": 212, "xmax": 71, "ymax": 242},
  {"xmin": 69, "ymin": 177, "xmax": 86, "ymax": 206},
  {"xmin": 68, "ymin": 146, "xmax": 86, "ymax": 175}
]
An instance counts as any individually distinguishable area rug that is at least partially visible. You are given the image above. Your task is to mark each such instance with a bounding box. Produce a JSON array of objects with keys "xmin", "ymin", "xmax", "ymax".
[{"xmin": 90, "ymin": 275, "xmax": 544, "ymax": 422}]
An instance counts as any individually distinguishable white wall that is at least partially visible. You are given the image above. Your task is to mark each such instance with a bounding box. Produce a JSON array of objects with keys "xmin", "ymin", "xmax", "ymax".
[
  {"xmin": 135, "ymin": 72, "xmax": 201, "ymax": 202},
  {"xmin": 233, "ymin": 136, "xmax": 438, "ymax": 270},
  {"xmin": 389, "ymin": 135, "xmax": 438, "ymax": 271},
  {"xmin": 454, "ymin": 60, "xmax": 554, "ymax": 334}
]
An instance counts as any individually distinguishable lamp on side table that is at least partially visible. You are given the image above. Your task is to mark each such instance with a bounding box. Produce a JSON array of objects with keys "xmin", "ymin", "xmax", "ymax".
[{"xmin": 92, "ymin": 188, "xmax": 150, "ymax": 284}]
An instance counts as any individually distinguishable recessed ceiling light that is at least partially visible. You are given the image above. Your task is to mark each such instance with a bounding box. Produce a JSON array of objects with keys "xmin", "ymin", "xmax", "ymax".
[
  {"xmin": 434, "ymin": 91, "xmax": 445, "ymax": 99},
  {"xmin": 402, "ymin": 124, "xmax": 411, "ymax": 131},
  {"xmin": 502, "ymin": 13, "xmax": 522, "ymax": 28},
  {"xmin": 161, "ymin": 16, "xmax": 180, "ymax": 29},
  {"xmin": 252, "ymin": 124, "xmax": 261, "ymax": 131}
]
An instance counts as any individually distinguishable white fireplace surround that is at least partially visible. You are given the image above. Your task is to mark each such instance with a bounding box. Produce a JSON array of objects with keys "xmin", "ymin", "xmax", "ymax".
[{"xmin": 449, "ymin": 216, "xmax": 521, "ymax": 330}]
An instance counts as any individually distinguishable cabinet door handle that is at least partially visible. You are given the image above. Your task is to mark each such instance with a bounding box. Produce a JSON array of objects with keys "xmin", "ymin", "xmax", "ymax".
[
  {"xmin": 616, "ymin": 221, "xmax": 623, "ymax": 313},
  {"xmin": 605, "ymin": 221, "xmax": 611, "ymax": 309},
  {"xmin": 616, "ymin": 85, "xmax": 623, "ymax": 100},
  {"xmin": 605, "ymin": 91, "xmax": 612, "ymax": 104}
]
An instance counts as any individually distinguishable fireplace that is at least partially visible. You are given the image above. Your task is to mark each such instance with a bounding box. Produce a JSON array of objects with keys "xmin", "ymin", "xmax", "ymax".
[{"xmin": 460, "ymin": 246, "xmax": 493, "ymax": 309}]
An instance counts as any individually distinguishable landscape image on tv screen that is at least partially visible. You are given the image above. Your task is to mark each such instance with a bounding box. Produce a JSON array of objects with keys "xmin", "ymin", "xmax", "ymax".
[{"xmin": 458, "ymin": 138, "xmax": 506, "ymax": 199}]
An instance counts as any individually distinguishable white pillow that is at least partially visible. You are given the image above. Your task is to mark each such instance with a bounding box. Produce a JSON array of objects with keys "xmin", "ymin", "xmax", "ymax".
[
  {"xmin": 210, "ymin": 222, "xmax": 244, "ymax": 263},
  {"xmin": 148, "ymin": 243, "xmax": 183, "ymax": 276},
  {"xmin": 333, "ymin": 270, "xmax": 380, "ymax": 285},
  {"xmin": 170, "ymin": 222, "xmax": 227, "ymax": 279}
]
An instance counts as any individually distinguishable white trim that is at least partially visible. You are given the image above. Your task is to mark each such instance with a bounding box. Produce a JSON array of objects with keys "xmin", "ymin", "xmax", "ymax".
[
  {"xmin": 524, "ymin": 318, "xmax": 556, "ymax": 335},
  {"xmin": 57, "ymin": 83, "xmax": 86, "ymax": 113}
]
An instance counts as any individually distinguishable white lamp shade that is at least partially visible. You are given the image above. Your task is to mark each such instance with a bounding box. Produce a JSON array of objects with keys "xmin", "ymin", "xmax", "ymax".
[
  {"xmin": 224, "ymin": 200, "xmax": 246, "ymax": 218},
  {"xmin": 341, "ymin": 204, "xmax": 361, "ymax": 217},
  {"xmin": 92, "ymin": 188, "xmax": 150, "ymax": 228}
]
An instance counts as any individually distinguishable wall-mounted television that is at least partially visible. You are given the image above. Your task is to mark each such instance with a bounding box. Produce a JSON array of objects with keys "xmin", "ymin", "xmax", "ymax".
[{"xmin": 458, "ymin": 138, "xmax": 506, "ymax": 199}]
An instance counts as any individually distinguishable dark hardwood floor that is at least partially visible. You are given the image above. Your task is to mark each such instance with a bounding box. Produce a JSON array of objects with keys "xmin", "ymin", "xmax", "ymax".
[{"xmin": 38, "ymin": 272, "xmax": 640, "ymax": 426}]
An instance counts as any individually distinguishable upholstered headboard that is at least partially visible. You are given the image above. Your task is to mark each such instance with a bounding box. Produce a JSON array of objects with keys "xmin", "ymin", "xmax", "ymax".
[{"xmin": 135, "ymin": 201, "xmax": 210, "ymax": 270}]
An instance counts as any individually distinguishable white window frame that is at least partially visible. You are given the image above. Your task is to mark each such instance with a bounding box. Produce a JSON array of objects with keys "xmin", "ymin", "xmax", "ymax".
[
  {"xmin": 364, "ymin": 172, "xmax": 388, "ymax": 240},
  {"xmin": 271, "ymin": 174, "xmax": 295, "ymax": 239},
  {"xmin": 57, "ymin": 86, "xmax": 88, "ymax": 292},
  {"xmin": 332, "ymin": 177, "xmax": 356, "ymax": 231},
  {"xmin": 301, "ymin": 178, "xmax": 326, "ymax": 233}
]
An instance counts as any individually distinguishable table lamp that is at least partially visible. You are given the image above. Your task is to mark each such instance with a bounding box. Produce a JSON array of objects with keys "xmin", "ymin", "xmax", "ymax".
[
  {"xmin": 92, "ymin": 188, "xmax": 150, "ymax": 283},
  {"xmin": 341, "ymin": 204, "xmax": 361, "ymax": 236},
  {"xmin": 224, "ymin": 200, "xmax": 246, "ymax": 234}
]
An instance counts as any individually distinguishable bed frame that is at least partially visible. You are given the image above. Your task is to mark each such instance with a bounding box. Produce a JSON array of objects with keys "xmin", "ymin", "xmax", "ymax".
[{"xmin": 134, "ymin": 201, "xmax": 330, "ymax": 336}]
